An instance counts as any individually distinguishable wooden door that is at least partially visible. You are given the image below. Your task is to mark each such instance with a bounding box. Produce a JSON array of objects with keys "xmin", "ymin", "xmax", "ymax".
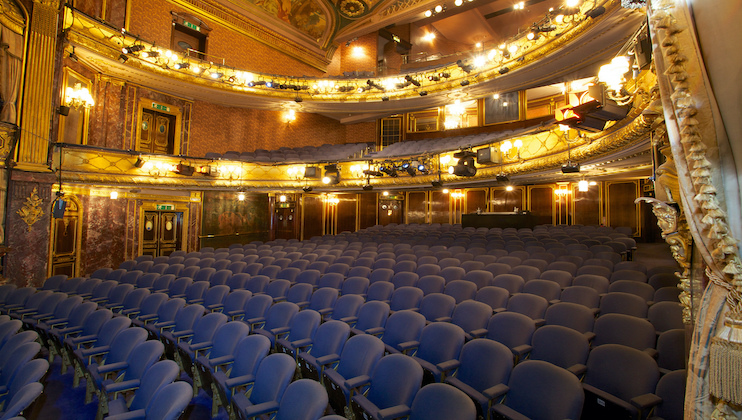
[
  {"xmin": 274, "ymin": 207, "xmax": 297, "ymax": 240},
  {"xmin": 142, "ymin": 211, "xmax": 182, "ymax": 257},
  {"xmin": 49, "ymin": 196, "xmax": 81, "ymax": 277},
  {"xmin": 139, "ymin": 109, "xmax": 176, "ymax": 154}
]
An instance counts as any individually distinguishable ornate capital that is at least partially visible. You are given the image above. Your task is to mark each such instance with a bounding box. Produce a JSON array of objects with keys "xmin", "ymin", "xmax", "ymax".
[{"xmin": 32, "ymin": 0, "xmax": 59, "ymax": 8}]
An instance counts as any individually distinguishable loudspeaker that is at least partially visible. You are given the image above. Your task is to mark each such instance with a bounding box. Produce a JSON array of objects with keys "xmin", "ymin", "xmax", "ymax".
[
  {"xmin": 52, "ymin": 199, "xmax": 66, "ymax": 219},
  {"xmin": 477, "ymin": 147, "xmax": 501, "ymax": 164}
]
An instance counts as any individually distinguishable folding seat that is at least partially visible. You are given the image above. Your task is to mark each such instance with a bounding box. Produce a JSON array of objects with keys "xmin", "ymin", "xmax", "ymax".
[
  {"xmin": 595, "ymin": 251, "xmax": 622, "ymax": 265},
  {"xmin": 438, "ymin": 258, "xmax": 461, "ymax": 269},
  {"xmin": 473, "ymin": 255, "xmax": 498, "ymax": 266},
  {"xmin": 106, "ymin": 287, "xmax": 149, "ymax": 314},
  {"xmin": 491, "ymin": 360, "xmax": 584, "ymax": 420},
  {"xmin": 417, "ymin": 275, "xmax": 445, "ymax": 295},
  {"xmin": 649, "ymin": 273, "xmax": 679, "ymax": 290},
  {"xmin": 226, "ymin": 260, "xmax": 247, "ymax": 273},
  {"xmin": 323, "ymin": 334, "xmax": 385, "ymax": 415},
  {"xmin": 407, "ymin": 383, "xmax": 476, "ymax": 420},
  {"xmin": 265, "ymin": 279, "xmax": 291, "ymax": 303},
  {"xmin": 305, "ymin": 287, "xmax": 339, "ymax": 317},
  {"xmin": 147, "ymin": 263, "xmax": 168, "ymax": 275},
  {"xmin": 242, "ymin": 254, "xmax": 260, "ymax": 266},
  {"xmin": 173, "ymin": 280, "xmax": 210, "ymax": 305},
  {"xmin": 4, "ymin": 290, "xmax": 50, "ymax": 318},
  {"xmin": 419, "ymin": 293, "xmax": 456, "ymax": 324},
  {"xmin": 654, "ymin": 287, "xmax": 681, "ymax": 303},
  {"xmin": 648, "ymin": 301, "xmax": 683, "ymax": 333},
  {"xmin": 132, "ymin": 296, "xmax": 184, "ymax": 332},
  {"xmin": 258, "ymin": 265, "xmax": 282, "ymax": 279},
  {"xmin": 84, "ymin": 333, "xmax": 156, "ymax": 406},
  {"xmin": 521, "ymin": 258, "xmax": 549, "ymax": 272},
  {"xmin": 496, "ymin": 256, "xmax": 521, "ymax": 269},
  {"xmin": 343, "ymin": 266, "xmax": 370, "ymax": 280},
  {"xmin": 121, "ymin": 292, "xmax": 167, "ymax": 321},
  {"xmin": 243, "ymin": 263, "xmax": 264, "ymax": 277},
  {"xmin": 103, "ymin": 359, "xmax": 179, "ymax": 418},
  {"xmin": 380, "ymin": 310, "xmax": 426, "ymax": 354},
  {"xmin": 89, "ymin": 267, "xmax": 114, "ymax": 279},
  {"xmin": 547, "ymin": 247, "xmax": 569, "ymax": 258},
  {"xmin": 460, "ymin": 260, "xmax": 485, "ymax": 273},
  {"xmin": 557, "ymin": 286, "xmax": 598, "ymax": 311},
  {"xmin": 210, "ymin": 269, "xmax": 232, "ymax": 287},
  {"xmin": 583, "ymin": 258, "xmax": 614, "ymax": 271},
  {"xmin": 506, "ymin": 294, "xmax": 548, "ymax": 326},
  {"xmin": 545, "ymin": 261, "xmax": 578, "ymax": 277},
  {"xmin": 451, "ymin": 300, "xmax": 491, "ymax": 340},
  {"xmin": 73, "ymin": 278, "xmax": 102, "ymax": 297},
  {"xmin": 212, "ymin": 260, "xmax": 231, "ymax": 272},
  {"xmin": 226, "ymin": 273, "xmax": 250, "ymax": 291},
  {"xmin": 491, "ymin": 274, "xmax": 524, "ymax": 295},
  {"xmin": 391, "ymin": 272, "xmax": 419, "ymax": 289},
  {"xmin": 241, "ymin": 294, "xmax": 273, "ymax": 331},
  {"xmin": 656, "ymin": 329, "xmax": 686, "ymax": 374},
  {"xmin": 463, "ymin": 270, "xmax": 494, "ymax": 290},
  {"xmin": 444, "ymin": 280, "xmax": 477, "ymax": 304},
  {"xmin": 367, "ymin": 281, "xmax": 394, "ymax": 304},
  {"xmin": 318, "ymin": 273, "xmax": 345, "ymax": 290},
  {"xmin": 508, "ymin": 251, "xmax": 530, "ymax": 262},
  {"xmin": 593, "ymin": 313, "xmax": 657, "ymax": 355},
  {"xmin": 340, "ymin": 277, "xmax": 369, "ymax": 297},
  {"xmin": 192, "ymin": 321, "xmax": 253, "ymax": 395},
  {"xmin": 485, "ymin": 312, "xmax": 535, "ymax": 361},
  {"xmin": 369, "ymin": 268, "xmax": 394, "ymax": 284},
  {"xmin": 274, "ymin": 309, "xmax": 322, "ymax": 362},
  {"xmin": 350, "ymin": 353, "xmax": 423, "ymax": 420},
  {"xmin": 475, "ymin": 286, "xmax": 509, "ymax": 314},
  {"xmin": 210, "ymin": 334, "xmax": 271, "ymax": 417},
  {"xmin": 610, "ymin": 280, "xmax": 655, "ymax": 303},
  {"xmin": 0, "ymin": 357, "xmax": 48, "ymax": 410},
  {"xmin": 318, "ymin": 255, "xmax": 338, "ymax": 265},
  {"xmin": 201, "ymin": 285, "xmax": 231, "ymax": 312},
  {"xmin": 507, "ymin": 266, "xmax": 539, "ymax": 283},
  {"xmin": 651, "ymin": 369, "xmax": 686, "ymax": 420},
  {"xmin": 529, "ymin": 325, "xmax": 590, "ymax": 377},
  {"xmin": 0, "ymin": 382, "xmax": 43, "ymax": 419},
  {"xmin": 389, "ymin": 286, "xmax": 423, "ymax": 313},
  {"xmin": 372, "ymin": 259, "xmax": 395, "ymax": 271},
  {"xmin": 252, "ymin": 302, "xmax": 300, "ymax": 345},
  {"xmin": 600, "ymin": 292, "xmax": 649, "ymax": 318},
  {"xmin": 611, "ymin": 269, "xmax": 648, "ymax": 284},
  {"xmin": 647, "ymin": 265, "xmax": 679, "ymax": 279},
  {"xmin": 245, "ymin": 275, "xmax": 270, "ymax": 294},
  {"xmin": 544, "ymin": 301, "xmax": 595, "ymax": 339},
  {"xmin": 119, "ymin": 260, "xmax": 137, "ymax": 271},
  {"xmin": 118, "ymin": 270, "xmax": 142, "ymax": 286},
  {"xmin": 350, "ymin": 301, "xmax": 390, "ymax": 336},
  {"xmin": 329, "ymin": 294, "xmax": 364, "ymax": 325},
  {"xmin": 295, "ymin": 270, "xmax": 321, "ymax": 287},
  {"xmin": 615, "ymin": 261, "xmax": 647, "ymax": 273},
  {"xmin": 522, "ymin": 279, "xmax": 561, "ymax": 304},
  {"xmin": 440, "ymin": 267, "xmax": 466, "ymax": 284},
  {"xmin": 407, "ymin": 322, "xmax": 465, "ymax": 384},
  {"xmin": 573, "ymin": 274, "xmax": 610, "ymax": 294},
  {"xmin": 557, "ymin": 254, "xmax": 584, "ymax": 268},
  {"xmin": 324, "ymin": 263, "xmax": 349, "ymax": 277},
  {"xmin": 155, "ymin": 304, "xmax": 205, "ymax": 356},
  {"xmin": 40, "ymin": 274, "xmax": 68, "ymax": 291},
  {"xmin": 167, "ymin": 255, "xmax": 185, "ymax": 265},
  {"xmin": 164, "ymin": 277, "xmax": 192, "ymax": 297},
  {"xmin": 175, "ymin": 311, "xmax": 229, "ymax": 377},
  {"xmin": 582, "ymin": 344, "xmax": 661, "ymax": 420},
  {"xmin": 454, "ymin": 252, "xmax": 475, "ymax": 262},
  {"xmin": 444, "ymin": 339, "xmax": 512, "ymax": 419}
]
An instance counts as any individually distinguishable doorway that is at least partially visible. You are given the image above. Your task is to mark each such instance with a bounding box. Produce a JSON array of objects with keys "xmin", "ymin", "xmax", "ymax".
[{"xmin": 141, "ymin": 211, "xmax": 183, "ymax": 257}]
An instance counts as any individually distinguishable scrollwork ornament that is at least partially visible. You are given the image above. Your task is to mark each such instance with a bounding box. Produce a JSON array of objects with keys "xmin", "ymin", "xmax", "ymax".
[{"xmin": 16, "ymin": 187, "xmax": 44, "ymax": 232}]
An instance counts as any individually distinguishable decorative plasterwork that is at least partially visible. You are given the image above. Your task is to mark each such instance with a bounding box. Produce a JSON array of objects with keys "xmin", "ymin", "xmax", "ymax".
[
  {"xmin": 16, "ymin": 187, "xmax": 44, "ymax": 231},
  {"xmin": 0, "ymin": 123, "xmax": 17, "ymax": 166},
  {"xmin": 0, "ymin": 0, "xmax": 25, "ymax": 35}
]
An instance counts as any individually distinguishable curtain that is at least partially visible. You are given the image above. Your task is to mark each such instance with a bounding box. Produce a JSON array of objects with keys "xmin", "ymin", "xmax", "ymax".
[{"xmin": 0, "ymin": 25, "xmax": 23, "ymax": 124}]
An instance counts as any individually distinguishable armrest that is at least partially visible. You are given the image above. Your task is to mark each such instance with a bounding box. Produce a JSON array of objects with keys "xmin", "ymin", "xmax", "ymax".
[
  {"xmin": 583, "ymin": 332, "xmax": 596, "ymax": 342},
  {"xmin": 172, "ymin": 330, "xmax": 194, "ymax": 342},
  {"xmin": 206, "ymin": 355, "xmax": 234, "ymax": 369},
  {"xmin": 190, "ymin": 341, "xmax": 213, "ymax": 358},
  {"xmin": 170, "ymin": 293, "xmax": 186, "ymax": 299},
  {"xmin": 511, "ymin": 344, "xmax": 532, "ymax": 360},
  {"xmin": 338, "ymin": 316, "xmax": 358, "ymax": 324},
  {"xmin": 316, "ymin": 354, "xmax": 340, "ymax": 366},
  {"xmin": 46, "ymin": 317, "xmax": 70, "ymax": 328},
  {"xmin": 188, "ymin": 298, "xmax": 204, "ymax": 305},
  {"xmin": 154, "ymin": 320, "xmax": 175, "ymax": 331},
  {"xmin": 97, "ymin": 361, "xmax": 128, "ymax": 374},
  {"xmin": 365, "ymin": 327, "xmax": 385, "ymax": 336},
  {"xmin": 105, "ymin": 379, "xmax": 140, "ymax": 395},
  {"xmin": 378, "ymin": 404, "xmax": 411, "ymax": 420},
  {"xmin": 482, "ymin": 383, "xmax": 510, "ymax": 401},
  {"xmin": 434, "ymin": 316, "xmax": 452, "ymax": 323},
  {"xmin": 549, "ymin": 299, "xmax": 561, "ymax": 305},
  {"xmin": 468, "ymin": 328, "xmax": 488, "ymax": 339},
  {"xmin": 566, "ymin": 364, "xmax": 587, "ymax": 377},
  {"xmin": 582, "ymin": 383, "xmax": 639, "ymax": 416},
  {"xmin": 345, "ymin": 375, "xmax": 371, "ymax": 391},
  {"xmin": 225, "ymin": 374, "xmax": 256, "ymax": 391},
  {"xmin": 533, "ymin": 318, "xmax": 546, "ymax": 328},
  {"xmin": 121, "ymin": 308, "xmax": 140, "ymax": 317},
  {"xmin": 290, "ymin": 338, "xmax": 313, "ymax": 350},
  {"xmin": 631, "ymin": 393, "xmax": 662, "ymax": 411},
  {"xmin": 226, "ymin": 310, "xmax": 245, "ymax": 320},
  {"xmin": 436, "ymin": 359, "xmax": 461, "ymax": 374},
  {"xmin": 493, "ymin": 307, "xmax": 507, "ymax": 314},
  {"xmin": 296, "ymin": 300, "xmax": 310, "ymax": 309},
  {"xmin": 644, "ymin": 348, "xmax": 658, "ymax": 359},
  {"xmin": 206, "ymin": 303, "xmax": 224, "ymax": 312},
  {"xmin": 104, "ymin": 409, "xmax": 146, "ymax": 420},
  {"xmin": 30, "ymin": 312, "xmax": 54, "ymax": 321},
  {"xmin": 271, "ymin": 326, "xmax": 291, "ymax": 336},
  {"xmin": 243, "ymin": 400, "xmax": 280, "ymax": 418},
  {"xmin": 397, "ymin": 340, "xmax": 420, "ymax": 354},
  {"xmin": 491, "ymin": 403, "xmax": 531, "ymax": 420}
]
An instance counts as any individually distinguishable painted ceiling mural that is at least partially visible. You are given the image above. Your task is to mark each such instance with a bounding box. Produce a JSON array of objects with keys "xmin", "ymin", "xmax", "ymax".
[{"xmin": 238, "ymin": 0, "xmax": 328, "ymax": 40}]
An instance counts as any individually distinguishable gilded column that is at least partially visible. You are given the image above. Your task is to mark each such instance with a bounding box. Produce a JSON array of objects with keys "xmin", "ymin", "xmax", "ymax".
[{"xmin": 17, "ymin": 0, "xmax": 59, "ymax": 170}]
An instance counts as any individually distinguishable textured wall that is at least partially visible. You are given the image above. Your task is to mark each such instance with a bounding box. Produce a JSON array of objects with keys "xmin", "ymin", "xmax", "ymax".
[
  {"xmin": 188, "ymin": 101, "xmax": 375, "ymax": 156},
  {"xmin": 79, "ymin": 194, "xmax": 128, "ymax": 276},
  {"xmin": 127, "ymin": 0, "xmax": 323, "ymax": 76}
]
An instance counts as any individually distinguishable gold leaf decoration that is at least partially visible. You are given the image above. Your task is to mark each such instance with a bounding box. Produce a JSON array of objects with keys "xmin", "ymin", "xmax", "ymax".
[{"xmin": 16, "ymin": 187, "xmax": 44, "ymax": 232}]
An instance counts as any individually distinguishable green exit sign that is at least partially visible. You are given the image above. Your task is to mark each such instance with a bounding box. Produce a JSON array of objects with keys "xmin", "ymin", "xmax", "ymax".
[
  {"xmin": 151, "ymin": 103, "xmax": 170, "ymax": 112},
  {"xmin": 183, "ymin": 20, "xmax": 200, "ymax": 31},
  {"xmin": 156, "ymin": 204, "xmax": 174, "ymax": 210}
]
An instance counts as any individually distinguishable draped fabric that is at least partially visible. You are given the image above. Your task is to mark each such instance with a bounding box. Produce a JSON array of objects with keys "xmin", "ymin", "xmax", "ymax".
[
  {"xmin": 0, "ymin": 25, "xmax": 24, "ymax": 124},
  {"xmin": 648, "ymin": 0, "xmax": 742, "ymax": 417}
]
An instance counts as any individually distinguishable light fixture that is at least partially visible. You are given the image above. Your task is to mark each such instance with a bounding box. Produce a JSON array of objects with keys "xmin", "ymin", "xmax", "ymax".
[
  {"xmin": 589, "ymin": 181, "xmax": 598, "ymax": 186},
  {"xmin": 176, "ymin": 163, "xmax": 195, "ymax": 176},
  {"xmin": 473, "ymin": 55, "xmax": 486, "ymax": 68},
  {"xmin": 279, "ymin": 195, "xmax": 287, "ymax": 202},
  {"xmin": 513, "ymin": 1, "xmax": 524, "ymax": 9},
  {"xmin": 561, "ymin": 162, "xmax": 580, "ymax": 173},
  {"xmin": 141, "ymin": 49, "xmax": 159, "ymax": 59},
  {"xmin": 423, "ymin": 32, "xmax": 436, "ymax": 42},
  {"xmin": 432, "ymin": 180, "xmax": 443, "ymax": 188},
  {"xmin": 122, "ymin": 44, "xmax": 145, "ymax": 54},
  {"xmin": 285, "ymin": 109, "xmax": 296, "ymax": 123},
  {"xmin": 382, "ymin": 191, "xmax": 389, "ymax": 197},
  {"xmin": 424, "ymin": 9, "xmax": 432, "ymax": 17},
  {"xmin": 565, "ymin": 0, "xmax": 579, "ymax": 7},
  {"xmin": 434, "ymin": 4, "xmax": 443, "ymax": 12},
  {"xmin": 352, "ymin": 46, "xmax": 364, "ymax": 57},
  {"xmin": 118, "ymin": 53, "xmax": 129, "ymax": 63},
  {"xmin": 500, "ymin": 139, "xmax": 522, "ymax": 159},
  {"xmin": 64, "ymin": 83, "xmax": 95, "ymax": 110},
  {"xmin": 68, "ymin": 47, "xmax": 79, "ymax": 62},
  {"xmin": 110, "ymin": 191, "xmax": 118, "ymax": 200},
  {"xmin": 302, "ymin": 186, "xmax": 313, "ymax": 192},
  {"xmin": 598, "ymin": 56, "xmax": 630, "ymax": 92},
  {"xmin": 505, "ymin": 185, "xmax": 514, "ymax": 191},
  {"xmin": 322, "ymin": 164, "xmax": 340, "ymax": 185},
  {"xmin": 237, "ymin": 192, "xmax": 246, "ymax": 201},
  {"xmin": 578, "ymin": 180, "xmax": 589, "ymax": 192},
  {"xmin": 379, "ymin": 163, "xmax": 397, "ymax": 177},
  {"xmin": 454, "ymin": 0, "xmax": 463, "ymax": 5},
  {"xmin": 174, "ymin": 61, "xmax": 190, "ymax": 70},
  {"xmin": 134, "ymin": 157, "xmax": 145, "ymax": 168},
  {"xmin": 442, "ymin": 188, "xmax": 450, "ymax": 194},
  {"xmin": 451, "ymin": 150, "xmax": 477, "ymax": 177}
]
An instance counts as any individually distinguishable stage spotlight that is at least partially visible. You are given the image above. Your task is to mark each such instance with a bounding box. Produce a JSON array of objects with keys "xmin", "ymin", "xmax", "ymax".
[
  {"xmin": 363, "ymin": 170, "xmax": 384, "ymax": 177},
  {"xmin": 419, "ymin": 91, "xmax": 428, "ymax": 96},
  {"xmin": 322, "ymin": 164, "xmax": 340, "ymax": 185},
  {"xmin": 174, "ymin": 61, "xmax": 190, "ymax": 70},
  {"xmin": 302, "ymin": 186, "xmax": 313, "ymax": 192},
  {"xmin": 431, "ymin": 180, "xmax": 443, "ymax": 188},
  {"xmin": 460, "ymin": 80, "xmax": 470, "ymax": 86},
  {"xmin": 405, "ymin": 166, "xmax": 416, "ymax": 177},
  {"xmin": 496, "ymin": 174, "xmax": 510, "ymax": 182},
  {"xmin": 118, "ymin": 54, "xmax": 129, "ymax": 63},
  {"xmin": 122, "ymin": 44, "xmax": 145, "ymax": 54},
  {"xmin": 362, "ymin": 184, "xmax": 374, "ymax": 191},
  {"xmin": 451, "ymin": 150, "xmax": 477, "ymax": 177},
  {"xmin": 379, "ymin": 163, "xmax": 398, "ymax": 178},
  {"xmin": 134, "ymin": 157, "xmax": 145, "ymax": 168}
]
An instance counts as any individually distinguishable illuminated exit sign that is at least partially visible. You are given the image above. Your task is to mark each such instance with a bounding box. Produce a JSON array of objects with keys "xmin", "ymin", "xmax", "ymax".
[
  {"xmin": 183, "ymin": 21, "xmax": 200, "ymax": 31},
  {"xmin": 156, "ymin": 204, "xmax": 174, "ymax": 210},
  {"xmin": 151, "ymin": 103, "xmax": 170, "ymax": 112}
]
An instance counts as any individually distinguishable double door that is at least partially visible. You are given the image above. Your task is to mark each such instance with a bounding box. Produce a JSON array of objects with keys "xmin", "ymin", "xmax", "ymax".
[{"xmin": 141, "ymin": 211, "xmax": 182, "ymax": 257}]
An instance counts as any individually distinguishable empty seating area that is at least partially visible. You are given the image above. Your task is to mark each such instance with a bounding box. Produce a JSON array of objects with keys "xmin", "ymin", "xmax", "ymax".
[
  {"xmin": 203, "ymin": 143, "xmax": 374, "ymax": 163},
  {"xmin": 0, "ymin": 223, "xmax": 686, "ymax": 419}
]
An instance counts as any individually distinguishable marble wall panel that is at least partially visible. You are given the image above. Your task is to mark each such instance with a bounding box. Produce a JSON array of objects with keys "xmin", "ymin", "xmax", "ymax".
[{"xmin": 79, "ymin": 193, "xmax": 128, "ymax": 275}]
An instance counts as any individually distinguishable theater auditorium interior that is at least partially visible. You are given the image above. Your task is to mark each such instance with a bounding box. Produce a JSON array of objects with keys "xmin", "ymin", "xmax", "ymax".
[{"xmin": 0, "ymin": 0, "xmax": 739, "ymax": 418}]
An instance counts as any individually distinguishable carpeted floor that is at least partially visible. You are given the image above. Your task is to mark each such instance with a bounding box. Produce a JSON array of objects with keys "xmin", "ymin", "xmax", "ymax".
[{"xmin": 24, "ymin": 241, "xmax": 679, "ymax": 420}]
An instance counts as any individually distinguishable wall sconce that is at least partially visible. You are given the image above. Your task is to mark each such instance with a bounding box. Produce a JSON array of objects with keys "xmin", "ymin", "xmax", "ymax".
[
  {"xmin": 323, "ymin": 194, "xmax": 340, "ymax": 205},
  {"xmin": 578, "ymin": 180, "xmax": 589, "ymax": 192},
  {"xmin": 450, "ymin": 190, "xmax": 465, "ymax": 199},
  {"xmin": 598, "ymin": 56, "xmax": 630, "ymax": 93},
  {"xmin": 555, "ymin": 186, "xmax": 572, "ymax": 197},
  {"xmin": 237, "ymin": 191, "xmax": 246, "ymax": 201},
  {"xmin": 499, "ymin": 139, "xmax": 523, "ymax": 160},
  {"xmin": 218, "ymin": 164, "xmax": 243, "ymax": 180},
  {"xmin": 64, "ymin": 83, "xmax": 95, "ymax": 110},
  {"xmin": 279, "ymin": 194, "xmax": 287, "ymax": 202},
  {"xmin": 287, "ymin": 165, "xmax": 306, "ymax": 180},
  {"xmin": 110, "ymin": 191, "xmax": 118, "ymax": 200},
  {"xmin": 505, "ymin": 185, "xmax": 514, "ymax": 192},
  {"xmin": 284, "ymin": 109, "xmax": 296, "ymax": 124},
  {"xmin": 137, "ymin": 159, "xmax": 177, "ymax": 177}
]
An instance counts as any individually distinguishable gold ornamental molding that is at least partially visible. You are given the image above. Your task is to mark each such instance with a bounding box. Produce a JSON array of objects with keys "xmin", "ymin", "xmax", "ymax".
[
  {"xmin": 0, "ymin": 123, "xmax": 17, "ymax": 165},
  {"xmin": 0, "ymin": 0, "xmax": 26, "ymax": 35},
  {"xmin": 16, "ymin": 186, "xmax": 44, "ymax": 231}
]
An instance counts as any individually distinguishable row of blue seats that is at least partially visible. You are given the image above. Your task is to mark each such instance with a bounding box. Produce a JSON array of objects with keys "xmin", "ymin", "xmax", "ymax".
[{"xmin": 0, "ymin": 316, "xmax": 49, "ymax": 420}]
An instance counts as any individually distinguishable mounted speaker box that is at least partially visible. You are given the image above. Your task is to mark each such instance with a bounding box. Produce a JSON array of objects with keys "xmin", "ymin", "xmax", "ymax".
[
  {"xmin": 52, "ymin": 199, "xmax": 67, "ymax": 219},
  {"xmin": 476, "ymin": 147, "xmax": 501, "ymax": 164}
]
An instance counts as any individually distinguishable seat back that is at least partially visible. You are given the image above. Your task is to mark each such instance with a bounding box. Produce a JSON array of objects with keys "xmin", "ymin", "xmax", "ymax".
[
  {"xmin": 560, "ymin": 286, "xmax": 600, "ymax": 310},
  {"xmin": 544, "ymin": 302, "xmax": 594, "ymax": 334},
  {"xmin": 243, "ymin": 294, "xmax": 273, "ymax": 321},
  {"xmin": 530, "ymin": 325, "xmax": 589, "ymax": 371},
  {"xmin": 451, "ymin": 339, "xmax": 512, "ymax": 394},
  {"xmin": 364, "ymin": 354, "xmax": 423, "ymax": 413},
  {"xmin": 263, "ymin": 302, "xmax": 300, "ymax": 331},
  {"xmin": 230, "ymin": 334, "xmax": 272, "ymax": 379},
  {"xmin": 172, "ymin": 304, "xmax": 205, "ymax": 333},
  {"xmin": 354, "ymin": 301, "xmax": 390, "ymax": 332},
  {"xmin": 104, "ymin": 327, "xmax": 149, "ymax": 366},
  {"xmin": 245, "ymin": 275, "xmax": 270, "ymax": 294},
  {"xmin": 144, "ymin": 381, "xmax": 193, "ymax": 420},
  {"xmin": 592, "ymin": 313, "xmax": 656, "ymax": 351},
  {"xmin": 408, "ymin": 383, "xmax": 476, "ymax": 420},
  {"xmin": 474, "ymin": 286, "xmax": 509, "ymax": 312},
  {"xmin": 502, "ymin": 360, "xmax": 584, "ymax": 420},
  {"xmin": 416, "ymin": 322, "xmax": 465, "ymax": 366},
  {"xmin": 250, "ymin": 353, "xmax": 296, "ymax": 405},
  {"xmin": 653, "ymin": 369, "xmax": 686, "ymax": 420},
  {"xmin": 584, "ymin": 344, "xmax": 660, "ymax": 402},
  {"xmin": 451, "ymin": 300, "xmax": 491, "ymax": 335},
  {"xmin": 331, "ymin": 295, "xmax": 364, "ymax": 322},
  {"xmin": 381, "ymin": 310, "xmax": 425, "ymax": 352},
  {"xmin": 390, "ymin": 286, "xmax": 423, "ymax": 312},
  {"xmin": 600, "ymin": 292, "xmax": 648, "ymax": 318},
  {"xmin": 275, "ymin": 379, "xmax": 330, "ymax": 420},
  {"xmin": 336, "ymin": 334, "xmax": 385, "ymax": 380},
  {"xmin": 307, "ymin": 320, "xmax": 350, "ymax": 359},
  {"xmin": 485, "ymin": 312, "xmax": 535, "ymax": 352},
  {"xmin": 419, "ymin": 293, "xmax": 456, "ymax": 323},
  {"xmin": 129, "ymin": 360, "xmax": 180, "ymax": 411},
  {"xmin": 444, "ymin": 280, "xmax": 477, "ymax": 304}
]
